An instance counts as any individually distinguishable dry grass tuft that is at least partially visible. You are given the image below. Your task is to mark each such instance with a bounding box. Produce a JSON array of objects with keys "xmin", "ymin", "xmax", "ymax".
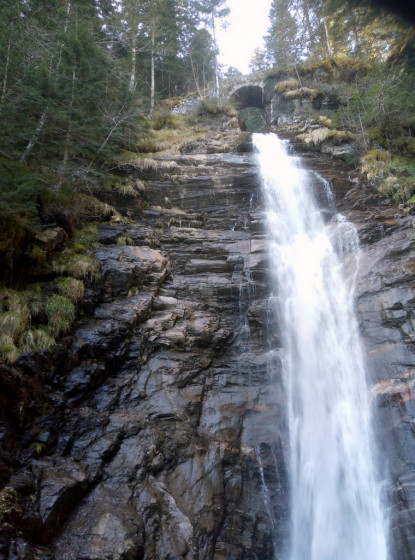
[
  {"xmin": 283, "ymin": 87, "xmax": 320, "ymax": 100},
  {"xmin": 274, "ymin": 79, "xmax": 299, "ymax": 93},
  {"xmin": 298, "ymin": 127, "xmax": 354, "ymax": 146}
]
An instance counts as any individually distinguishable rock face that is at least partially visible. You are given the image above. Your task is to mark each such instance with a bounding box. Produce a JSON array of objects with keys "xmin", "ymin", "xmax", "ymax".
[
  {"xmin": 51, "ymin": 153, "xmax": 290, "ymax": 559},
  {"xmin": 2, "ymin": 139, "xmax": 415, "ymax": 560},
  {"xmin": 0, "ymin": 151, "xmax": 289, "ymax": 559},
  {"xmin": 345, "ymin": 200, "xmax": 415, "ymax": 560}
]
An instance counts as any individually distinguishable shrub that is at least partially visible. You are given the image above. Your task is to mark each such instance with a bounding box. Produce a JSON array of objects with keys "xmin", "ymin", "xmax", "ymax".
[
  {"xmin": 274, "ymin": 79, "xmax": 299, "ymax": 93},
  {"xmin": 0, "ymin": 334, "xmax": 19, "ymax": 363},
  {"xmin": 0, "ymin": 290, "xmax": 30, "ymax": 341},
  {"xmin": 361, "ymin": 150, "xmax": 415, "ymax": 203},
  {"xmin": 0, "ymin": 312, "xmax": 28, "ymax": 340},
  {"xmin": 45, "ymin": 295, "xmax": 75, "ymax": 337},
  {"xmin": 53, "ymin": 252, "xmax": 100, "ymax": 281},
  {"xmin": 55, "ymin": 277, "xmax": 85, "ymax": 304},
  {"xmin": 196, "ymin": 102, "xmax": 237, "ymax": 118},
  {"xmin": 152, "ymin": 112, "xmax": 183, "ymax": 130},
  {"xmin": 0, "ymin": 487, "xmax": 23, "ymax": 521},
  {"xmin": 298, "ymin": 127, "xmax": 355, "ymax": 147},
  {"xmin": 283, "ymin": 87, "xmax": 320, "ymax": 100},
  {"xmin": 73, "ymin": 225, "xmax": 98, "ymax": 248},
  {"xmin": 20, "ymin": 328, "xmax": 55, "ymax": 353},
  {"xmin": 136, "ymin": 136, "xmax": 161, "ymax": 153}
]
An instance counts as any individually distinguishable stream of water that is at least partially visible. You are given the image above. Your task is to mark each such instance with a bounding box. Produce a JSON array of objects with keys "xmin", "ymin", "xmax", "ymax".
[{"xmin": 253, "ymin": 133, "xmax": 388, "ymax": 560}]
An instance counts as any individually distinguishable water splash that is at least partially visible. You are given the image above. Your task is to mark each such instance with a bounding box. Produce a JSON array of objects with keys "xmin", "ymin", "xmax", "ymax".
[{"xmin": 254, "ymin": 133, "xmax": 388, "ymax": 560}]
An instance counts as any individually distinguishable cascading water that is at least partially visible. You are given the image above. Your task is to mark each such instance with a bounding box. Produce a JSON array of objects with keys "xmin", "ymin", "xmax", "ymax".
[{"xmin": 253, "ymin": 133, "xmax": 388, "ymax": 560}]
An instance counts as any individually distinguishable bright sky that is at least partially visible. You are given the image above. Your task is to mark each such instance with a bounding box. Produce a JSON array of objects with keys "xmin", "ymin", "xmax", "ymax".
[{"xmin": 216, "ymin": 0, "xmax": 272, "ymax": 75}]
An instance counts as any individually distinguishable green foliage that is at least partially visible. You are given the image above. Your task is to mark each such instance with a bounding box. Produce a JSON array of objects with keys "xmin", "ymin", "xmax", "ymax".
[
  {"xmin": 45, "ymin": 295, "xmax": 75, "ymax": 337},
  {"xmin": 30, "ymin": 441, "xmax": 46, "ymax": 457},
  {"xmin": 334, "ymin": 65, "xmax": 415, "ymax": 150},
  {"xmin": 20, "ymin": 329, "xmax": 55, "ymax": 353},
  {"xmin": 0, "ymin": 0, "xmax": 221, "ymax": 280},
  {"xmin": 55, "ymin": 277, "xmax": 85, "ymax": 304},
  {"xmin": 53, "ymin": 252, "xmax": 100, "ymax": 282},
  {"xmin": 264, "ymin": 0, "xmax": 407, "ymax": 69},
  {"xmin": 73, "ymin": 225, "xmax": 98, "ymax": 248},
  {"xmin": 361, "ymin": 150, "xmax": 415, "ymax": 203}
]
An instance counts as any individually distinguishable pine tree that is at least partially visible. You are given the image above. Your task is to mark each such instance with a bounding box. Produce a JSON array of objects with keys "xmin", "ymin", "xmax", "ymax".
[
  {"xmin": 196, "ymin": 0, "xmax": 230, "ymax": 100},
  {"xmin": 265, "ymin": 0, "xmax": 300, "ymax": 67}
]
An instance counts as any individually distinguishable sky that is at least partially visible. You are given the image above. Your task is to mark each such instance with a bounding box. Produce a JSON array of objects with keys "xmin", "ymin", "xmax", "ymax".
[{"xmin": 215, "ymin": 0, "xmax": 272, "ymax": 75}]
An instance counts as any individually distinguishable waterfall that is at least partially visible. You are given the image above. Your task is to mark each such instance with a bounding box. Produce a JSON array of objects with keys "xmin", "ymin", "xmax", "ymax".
[{"xmin": 253, "ymin": 133, "xmax": 388, "ymax": 560}]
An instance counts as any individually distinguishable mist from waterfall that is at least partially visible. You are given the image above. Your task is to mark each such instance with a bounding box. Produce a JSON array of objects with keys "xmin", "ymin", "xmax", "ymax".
[{"xmin": 253, "ymin": 133, "xmax": 388, "ymax": 560}]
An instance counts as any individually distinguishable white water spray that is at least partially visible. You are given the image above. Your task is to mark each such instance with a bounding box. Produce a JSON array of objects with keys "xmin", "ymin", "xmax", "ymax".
[{"xmin": 254, "ymin": 134, "xmax": 388, "ymax": 560}]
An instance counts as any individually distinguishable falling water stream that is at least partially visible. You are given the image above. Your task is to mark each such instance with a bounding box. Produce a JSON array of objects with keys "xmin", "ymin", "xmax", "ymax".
[{"xmin": 253, "ymin": 134, "xmax": 388, "ymax": 560}]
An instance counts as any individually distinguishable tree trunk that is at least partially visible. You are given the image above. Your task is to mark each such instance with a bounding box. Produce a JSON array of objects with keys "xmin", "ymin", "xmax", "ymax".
[
  {"xmin": 150, "ymin": 23, "xmax": 155, "ymax": 117},
  {"xmin": 129, "ymin": 34, "xmax": 137, "ymax": 92},
  {"xmin": 302, "ymin": 0, "xmax": 315, "ymax": 50},
  {"xmin": 0, "ymin": 37, "xmax": 11, "ymax": 112},
  {"xmin": 323, "ymin": 18, "xmax": 333, "ymax": 57},
  {"xmin": 56, "ymin": 66, "xmax": 76, "ymax": 190},
  {"xmin": 190, "ymin": 49, "xmax": 203, "ymax": 98},
  {"xmin": 20, "ymin": 109, "xmax": 48, "ymax": 162},
  {"xmin": 211, "ymin": 12, "xmax": 220, "ymax": 102}
]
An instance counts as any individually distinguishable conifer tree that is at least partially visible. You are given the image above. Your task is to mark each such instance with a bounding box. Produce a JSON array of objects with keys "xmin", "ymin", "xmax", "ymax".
[{"xmin": 265, "ymin": 0, "xmax": 300, "ymax": 67}]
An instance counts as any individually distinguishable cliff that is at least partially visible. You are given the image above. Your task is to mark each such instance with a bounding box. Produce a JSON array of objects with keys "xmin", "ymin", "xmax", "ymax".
[{"xmin": 0, "ymin": 93, "xmax": 415, "ymax": 558}]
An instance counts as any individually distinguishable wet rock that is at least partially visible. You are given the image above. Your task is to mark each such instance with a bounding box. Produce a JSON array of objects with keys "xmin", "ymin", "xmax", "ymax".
[
  {"xmin": 53, "ymin": 485, "xmax": 143, "ymax": 560},
  {"xmin": 34, "ymin": 228, "xmax": 68, "ymax": 252},
  {"xmin": 345, "ymin": 180, "xmax": 415, "ymax": 559},
  {"xmin": 38, "ymin": 151, "xmax": 287, "ymax": 560},
  {"xmin": 71, "ymin": 294, "xmax": 153, "ymax": 362},
  {"xmin": 95, "ymin": 245, "xmax": 168, "ymax": 300},
  {"xmin": 64, "ymin": 363, "xmax": 106, "ymax": 401},
  {"xmin": 36, "ymin": 457, "xmax": 90, "ymax": 534}
]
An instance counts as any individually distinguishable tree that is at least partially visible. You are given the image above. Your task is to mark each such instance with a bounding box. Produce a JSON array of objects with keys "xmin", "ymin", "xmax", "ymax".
[
  {"xmin": 249, "ymin": 49, "xmax": 269, "ymax": 74},
  {"xmin": 188, "ymin": 29, "xmax": 216, "ymax": 96},
  {"xmin": 196, "ymin": 0, "xmax": 230, "ymax": 100},
  {"xmin": 265, "ymin": 0, "xmax": 300, "ymax": 67},
  {"xmin": 265, "ymin": 0, "xmax": 408, "ymax": 67}
]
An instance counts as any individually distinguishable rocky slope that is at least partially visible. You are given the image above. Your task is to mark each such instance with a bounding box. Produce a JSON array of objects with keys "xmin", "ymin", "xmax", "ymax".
[{"xmin": 1, "ymin": 131, "xmax": 415, "ymax": 560}]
